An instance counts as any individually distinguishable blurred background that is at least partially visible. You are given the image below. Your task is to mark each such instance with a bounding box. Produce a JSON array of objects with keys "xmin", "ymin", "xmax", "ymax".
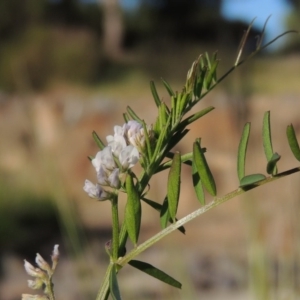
[{"xmin": 1, "ymin": 0, "xmax": 300, "ymax": 299}]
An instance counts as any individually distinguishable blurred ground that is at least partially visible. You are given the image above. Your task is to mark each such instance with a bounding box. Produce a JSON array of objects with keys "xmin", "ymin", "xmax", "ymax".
[{"xmin": 1, "ymin": 54, "xmax": 300, "ymax": 299}]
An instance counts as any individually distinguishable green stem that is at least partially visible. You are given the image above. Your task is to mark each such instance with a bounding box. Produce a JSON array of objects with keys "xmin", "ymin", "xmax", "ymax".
[
  {"xmin": 95, "ymin": 262, "xmax": 113, "ymax": 300},
  {"xmin": 117, "ymin": 166, "xmax": 300, "ymax": 266},
  {"xmin": 111, "ymin": 195, "xmax": 119, "ymax": 261},
  {"xmin": 96, "ymin": 166, "xmax": 300, "ymax": 298}
]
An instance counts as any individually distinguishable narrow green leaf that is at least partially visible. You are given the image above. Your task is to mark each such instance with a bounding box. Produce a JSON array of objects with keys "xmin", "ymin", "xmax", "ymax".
[
  {"xmin": 160, "ymin": 197, "xmax": 170, "ymax": 229},
  {"xmin": 150, "ymin": 80, "xmax": 161, "ymax": 107},
  {"xmin": 192, "ymin": 160, "xmax": 205, "ymax": 205},
  {"xmin": 263, "ymin": 111, "xmax": 273, "ymax": 159},
  {"xmin": 167, "ymin": 152, "xmax": 181, "ymax": 222},
  {"xmin": 193, "ymin": 139, "xmax": 217, "ymax": 196},
  {"xmin": 129, "ymin": 260, "xmax": 182, "ymax": 289},
  {"xmin": 151, "ymin": 113, "xmax": 172, "ymax": 164},
  {"xmin": 92, "ymin": 131, "xmax": 105, "ymax": 150},
  {"xmin": 164, "ymin": 129, "xmax": 189, "ymax": 154},
  {"xmin": 239, "ymin": 174, "xmax": 266, "ymax": 188},
  {"xmin": 161, "ymin": 78, "xmax": 175, "ymax": 96},
  {"xmin": 287, "ymin": 124, "xmax": 300, "ymax": 161},
  {"xmin": 263, "ymin": 111, "xmax": 277, "ymax": 174},
  {"xmin": 266, "ymin": 152, "xmax": 281, "ymax": 175},
  {"xmin": 178, "ymin": 92, "xmax": 190, "ymax": 115},
  {"xmin": 142, "ymin": 197, "xmax": 162, "ymax": 211},
  {"xmin": 109, "ymin": 264, "xmax": 122, "ymax": 300},
  {"xmin": 237, "ymin": 123, "xmax": 251, "ymax": 181},
  {"xmin": 125, "ymin": 174, "xmax": 141, "ymax": 246},
  {"xmin": 158, "ymin": 102, "xmax": 169, "ymax": 131},
  {"xmin": 142, "ymin": 197, "xmax": 185, "ymax": 234},
  {"xmin": 123, "ymin": 112, "xmax": 130, "ymax": 123},
  {"xmin": 178, "ymin": 106, "xmax": 215, "ymax": 130},
  {"xmin": 194, "ymin": 66, "xmax": 207, "ymax": 98},
  {"xmin": 127, "ymin": 106, "xmax": 143, "ymax": 122},
  {"xmin": 205, "ymin": 59, "xmax": 219, "ymax": 89}
]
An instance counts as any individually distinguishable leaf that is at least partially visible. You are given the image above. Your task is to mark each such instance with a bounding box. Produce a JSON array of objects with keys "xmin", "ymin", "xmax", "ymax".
[
  {"xmin": 194, "ymin": 65, "xmax": 207, "ymax": 98},
  {"xmin": 125, "ymin": 174, "xmax": 141, "ymax": 246},
  {"xmin": 239, "ymin": 174, "xmax": 266, "ymax": 188},
  {"xmin": 160, "ymin": 197, "xmax": 170, "ymax": 229},
  {"xmin": 237, "ymin": 123, "xmax": 251, "ymax": 181},
  {"xmin": 263, "ymin": 111, "xmax": 277, "ymax": 175},
  {"xmin": 92, "ymin": 131, "xmax": 105, "ymax": 150},
  {"xmin": 178, "ymin": 106, "xmax": 215, "ymax": 130},
  {"xmin": 129, "ymin": 260, "xmax": 182, "ymax": 289},
  {"xmin": 287, "ymin": 124, "xmax": 300, "ymax": 161},
  {"xmin": 167, "ymin": 152, "xmax": 181, "ymax": 222},
  {"xmin": 192, "ymin": 160, "xmax": 205, "ymax": 205},
  {"xmin": 150, "ymin": 80, "xmax": 161, "ymax": 107},
  {"xmin": 142, "ymin": 197, "xmax": 185, "ymax": 234},
  {"xmin": 161, "ymin": 78, "xmax": 175, "ymax": 96},
  {"xmin": 266, "ymin": 152, "xmax": 281, "ymax": 175},
  {"xmin": 205, "ymin": 59, "xmax": 219, "ymax": 89},
  {"xmin": 142, "ymin": 197, "xmax": 162, "ymax": 211},
  {"xmin": 109, "ymin": 264, "xmax": 122, "ymax": 300},
  {"xmin": 123, "ymin": 113, "xmax": 130, "ymax": 123},
  {"xmin": 127, "ymin": 106, "xmax": 143, "ymax": 122},
  {"xmin": 193, "ymin": 139, "xmax": 217, "ymax": 196}
]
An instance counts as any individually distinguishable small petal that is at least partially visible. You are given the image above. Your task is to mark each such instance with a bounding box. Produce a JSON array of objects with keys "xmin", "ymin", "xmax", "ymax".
[
  {"xmin": 35, "ymin": 253, "xmax": 51, "ymax": 273},
  {"xmin": 92, "ymin": 147, "xmax": 116, "ymax": 172},
  {"xmin": 97, "ymin": 166, "xmax": 109, "ymax": 186},
  {"xmin": 24, "ymin": 260, "xmax": 45, "ymax": 278},
  {"xmin": 108, "ymin": 168, "xmax": 120, "ymax": 188},
  {"xmin": 107, "ymin": 135, "xmax": 127, "ymax": 156},
  {"xmin": 119, "ymin": 145, "xmax": 139, "ymax": 170},
  {"xmin": 83, "ymin": 180, "xmax": 109, "ymax": 201},
  {"xmin": 51, "ymin": 244, "xmax": 59, "ymax": 270}
]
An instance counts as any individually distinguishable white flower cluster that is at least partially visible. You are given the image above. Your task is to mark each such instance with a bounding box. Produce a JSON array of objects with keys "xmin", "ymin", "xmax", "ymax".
[
  {"xmin": 22, "ymin": 245, "xmax": 59, "ymax": 300},
  {"xmin": 84, "ymin": 120, "xmax": 149, "ymax": 201}
]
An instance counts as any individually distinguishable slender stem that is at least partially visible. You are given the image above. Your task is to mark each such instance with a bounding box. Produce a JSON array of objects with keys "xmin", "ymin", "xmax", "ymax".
[
  {"xmin": 95, "ymin": 262, "xmax": 113, "ymax": 300},
  {"xmin": 111, "ymin": 195, "xmax": 119, "ymax": 261},
  {"xmin": 117, "ymin": 166, "xmax": 300, "ymax": 266}
]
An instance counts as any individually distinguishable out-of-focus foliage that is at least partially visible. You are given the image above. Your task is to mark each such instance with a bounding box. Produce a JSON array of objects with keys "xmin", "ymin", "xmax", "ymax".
[{"xmin": 0, "ymin": 0, "xmax": 261, "ymax": 91}]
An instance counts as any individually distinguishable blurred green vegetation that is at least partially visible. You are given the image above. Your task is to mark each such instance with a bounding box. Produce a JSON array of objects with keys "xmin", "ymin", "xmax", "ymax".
[
  {"xmin": 0, "ymin": 174, "xmax": 60, "ymax": 257},
  {"xmin": 3, "ymin": 0, "xmax": 296, "ymax": 92}
]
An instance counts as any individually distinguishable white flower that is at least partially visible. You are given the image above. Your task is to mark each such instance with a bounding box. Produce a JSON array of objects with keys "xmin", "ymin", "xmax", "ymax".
[
  {"xmin": 123, "ymin": 120, "xmax": 151, "ymax": 149},
  {"xmin": 92, "ymin": 147, "xmax": 116, "ymax": 172},
  {"xmin": 107, "ymin": 134, "xmax": 127, "ymax": 157},
  {"xmin": 97, "ymin": 166, "xmax": 120, "ymax": 188},
  {"xmin": 119, "ymin": 145, "xmax": 139, "ymax": 170},
  {"xmin": 83, "ymin": 180, "xmax": 109, "ymax": 200}
]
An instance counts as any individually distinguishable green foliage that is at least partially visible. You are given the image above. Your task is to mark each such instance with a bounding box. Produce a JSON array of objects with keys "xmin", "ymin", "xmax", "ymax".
[
  {"xmin": 167, "ymin": 152, "xmax": 181, "ymax": 222},
  {"xmin": 128, "ymin": 260, "xmax": 182, "ymax": 289},
  {"xmin": 125, "ymin": 173, "xmax": 142, "ymax": 246}
]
